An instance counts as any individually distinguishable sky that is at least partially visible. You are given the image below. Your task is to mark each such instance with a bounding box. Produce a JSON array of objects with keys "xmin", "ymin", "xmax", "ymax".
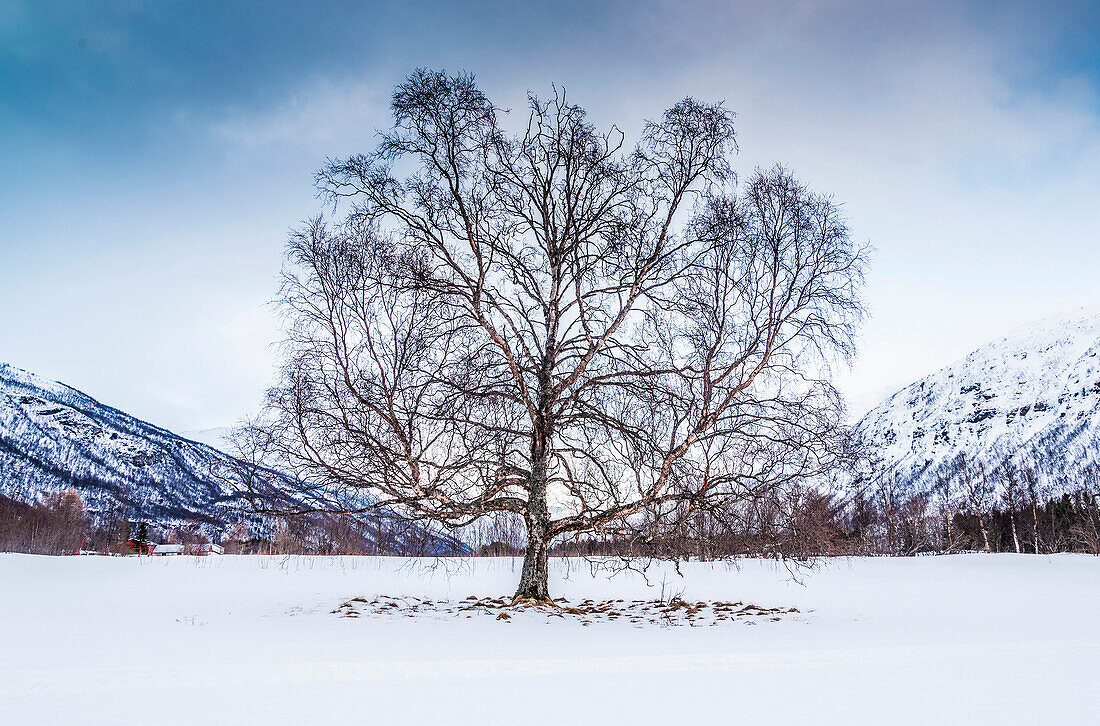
[{"xmin": 2, "ymin": 0, "xmax": 1099, "ymax": 434}]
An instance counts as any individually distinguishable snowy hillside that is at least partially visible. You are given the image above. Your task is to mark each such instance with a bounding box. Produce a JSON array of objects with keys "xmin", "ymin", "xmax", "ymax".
[
  {"xmin": 0, "ymin": 363, "xmax": 260, "ymax": 527},
  {"xmin": 855, "ymin": 307, "xmax": 1100, "ymax": 492},
  {"xmin": 0, "ymin": 363, "xmax": 467, "ymax": 552}
]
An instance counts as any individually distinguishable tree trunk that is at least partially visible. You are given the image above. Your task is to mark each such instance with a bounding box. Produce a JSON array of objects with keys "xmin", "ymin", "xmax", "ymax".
[
  {"xmin": 942, "ymin": 493, "xmax": 952, "ymax": 553},
  {"xmin": 1010, "ymin": 512, "xmax": 1021, "ymax": 553},
  {"xmin": 514, "ymin": 518, "xmax": 551, "ymax": 601},
  {"xmin": 1031, "ymin": 501, "xmax": 1040, "ymax": 554},
  {"xmin": 514, "ymin": 437, "xmax": 552, "ymax": 602},
  {"xmin": 978, "ymin": 513, "xmax": 991, "ymax": 553}
]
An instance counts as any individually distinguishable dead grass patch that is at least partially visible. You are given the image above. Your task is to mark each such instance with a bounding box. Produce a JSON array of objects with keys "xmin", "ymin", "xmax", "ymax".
[{"xmin": 331, "ymin": 595, "xmax": 804, "ymax": 627}]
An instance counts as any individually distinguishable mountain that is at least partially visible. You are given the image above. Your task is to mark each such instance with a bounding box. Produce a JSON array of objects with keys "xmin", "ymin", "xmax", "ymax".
[
  {"xmin": 854, "ymin": 307, "xmax": 1100, "ymax": 493},
  {"xmin": 180, "ymin": 427, "xmax": 235, "ymax": 452},
  {"xmin": 0, "ymin": 363, "xmax": 268, "ymax": 531},
  {"xmin": 0, "ymin": 363, "xmax": 466, "ymax": 553}
]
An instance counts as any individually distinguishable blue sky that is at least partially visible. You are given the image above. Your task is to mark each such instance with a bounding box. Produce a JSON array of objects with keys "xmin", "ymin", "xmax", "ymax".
[{"xmin": 2, "ymin": 0, "xmax": 1099, "ymax": 432}]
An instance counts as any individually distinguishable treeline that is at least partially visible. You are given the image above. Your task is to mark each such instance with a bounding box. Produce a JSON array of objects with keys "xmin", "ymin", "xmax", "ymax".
[
  {"xmin": 258, "ymin": 512, "xmax": 464, "ymax": 556},
  {"xmin": 0, "ymin": 488, "xmax": 464, "ymax": 556},
  {"xmin": 0, "ymin": 489, "xmax": 229, "ymax": 555},
  {"xmin": 843, "ymin": 453, "xmax": 1100, "ymax": 556},
  {"xmin": 0, "ymin": 489, "xmax": 96, "ymax": 554},
  {"xmin": 5, "ymin": 454, "xmax": 1098, "ymax": 558},
  {"xmin": 0, "ymin": 490, "xmax": 216, "ymax": 555},
  {"xmin": 290, "ymin": 453, "xmax": 1100, "ymax": 560},
  {"xmin": 542, "ymin": 456, "xmax": 1100, "ymax": 559}
]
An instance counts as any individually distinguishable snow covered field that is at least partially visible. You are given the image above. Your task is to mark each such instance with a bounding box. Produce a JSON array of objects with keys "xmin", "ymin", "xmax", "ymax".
[{"xmin": 1, "ymin": 554, "xmax": 1097, "ymax": 725}]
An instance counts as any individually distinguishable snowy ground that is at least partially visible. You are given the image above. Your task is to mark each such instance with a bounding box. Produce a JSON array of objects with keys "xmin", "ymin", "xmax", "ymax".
[{"xmin": 1, "ymin": 554, "xmax": 1097, "ymax": 725}]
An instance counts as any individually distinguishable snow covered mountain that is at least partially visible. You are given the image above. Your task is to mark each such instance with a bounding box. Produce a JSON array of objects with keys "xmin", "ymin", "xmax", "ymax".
[
  {"xmin": 855, "ymin": 307, "xmax": 1100, "ymax": 493},
  {"xmin": 0, "ymin": 363, "xmax": 466, "ymax": 552},
  {"xmin": 0, "ymin": 363, "xmax": 262, "ymax": 528}
]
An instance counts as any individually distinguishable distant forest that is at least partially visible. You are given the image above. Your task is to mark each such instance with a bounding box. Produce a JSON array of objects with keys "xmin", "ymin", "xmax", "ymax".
[
  {"xmin": 545, "ymin": 449, "xmax": 1100, "ymax": 559},
  {"xmin": 0, "ymin": 490, "xmax": 464, "ymax": 557}
]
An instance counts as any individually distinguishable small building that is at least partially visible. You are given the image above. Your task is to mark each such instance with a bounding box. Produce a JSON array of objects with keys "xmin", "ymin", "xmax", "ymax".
[{"xmin": 146, "ymin": 542, "xmax": 224, "ymax": 556}]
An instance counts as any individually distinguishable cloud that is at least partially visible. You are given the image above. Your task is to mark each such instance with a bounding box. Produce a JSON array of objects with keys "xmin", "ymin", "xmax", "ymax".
[{"xmin": 204, "ymin": 73, "xmax": 388, "ymax": 152}]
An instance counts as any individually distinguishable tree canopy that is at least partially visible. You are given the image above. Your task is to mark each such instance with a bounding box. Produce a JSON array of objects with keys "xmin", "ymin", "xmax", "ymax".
[{"xmin": 246, "ymin": 69, "xmax": 867, "ymax": 600}]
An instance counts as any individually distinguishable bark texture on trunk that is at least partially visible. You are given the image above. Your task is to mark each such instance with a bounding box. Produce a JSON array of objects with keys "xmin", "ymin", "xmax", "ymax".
[
  {"xmin": 514, "ymin": 520, "xmax": 551, "ymax": 601},
  {"xmin": 1032, "ymin": 502, "xmax": 1040, "ymax": 554},
  {"xmin": 514, "ymin": 435, "xmax": 553, "ymax": 602}
]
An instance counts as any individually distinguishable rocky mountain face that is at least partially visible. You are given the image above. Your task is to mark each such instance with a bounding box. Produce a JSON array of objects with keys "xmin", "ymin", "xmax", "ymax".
[{"xmin": 855, "ymin": 308, "xmax": 1100, "ymax": 493}]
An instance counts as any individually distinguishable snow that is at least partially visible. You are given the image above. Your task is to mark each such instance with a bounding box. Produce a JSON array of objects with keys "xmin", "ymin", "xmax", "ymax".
[
  {"xmin": 856, "ymin": 306, "xmax": 1100, "ymax": 491},
  {"xmin": 1, "ymin": 553, "xmax": 1097, "ymax": 724},
  {"xmin": 0, "ymin": 361, "xmax": 250, "ymax": 522},
  {"xmin": 1, "ymin": 365, "xmax": 461, "ymax": 552},
  {"xmin": 180, "ymin": 425, "xmax": 235, "ymax": 452}
]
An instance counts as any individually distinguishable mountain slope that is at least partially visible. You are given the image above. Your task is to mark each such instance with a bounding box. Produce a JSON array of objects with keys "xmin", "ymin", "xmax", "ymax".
[
  {"xmin": 0, "ymin": 363, "xmax": 467, "ymax": 553},
  {"xmin": 855, "ymin": 307, "xmax": 1100, "ymax": 492},
  {"xmin": 0, "ymin": 363, "xmax": 259, "ymax": 527}
]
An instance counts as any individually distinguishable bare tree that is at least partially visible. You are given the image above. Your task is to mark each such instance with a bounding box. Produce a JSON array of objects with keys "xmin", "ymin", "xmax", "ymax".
[
  {"xmin": 244, "ymin": 70, "xmax": 866, "ymax": 600},
  {"xmin": 0, "ymin": 488, "xmax": 90, "ymax": 555},
  {"xmin": 1021, "ymin": 461, "xmax": 1045, "ymax": 554},
  {"xmin": 1072, "ymin": 465, "xmax": 1100, "ymax": 554},
  {"xmin": 958, "ymin": 456, "xmax": 994, "ymax": 553},
  {"xmin": 934, "ymin": 473, "xmax": 956, "ymax": 553},
  {"xmin": 874, "ymin": 470, "xmax": 905, "ymax": 554},
  {"xmin": 1000, "ymin": 462, "xmax": 1022, "ymax": 554}
]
